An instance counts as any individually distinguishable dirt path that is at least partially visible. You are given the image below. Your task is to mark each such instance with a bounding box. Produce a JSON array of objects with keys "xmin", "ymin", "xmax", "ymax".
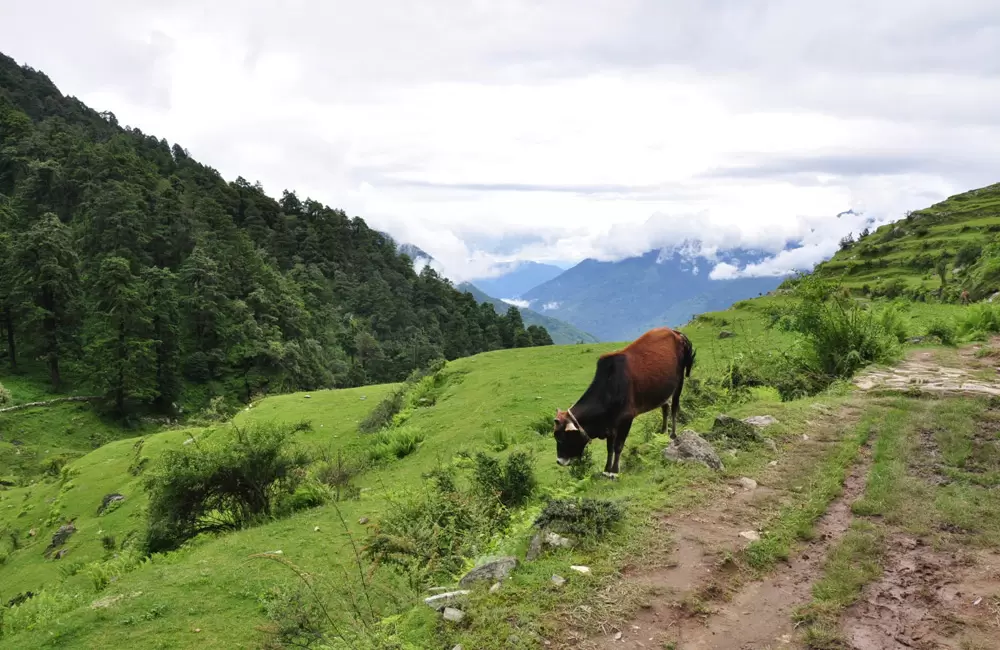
[
  {"xmin": 853, "ymin": 341, "xmax": 1000, "ymax": 397},
  {"xmin": 565, "ymin": 342, "xmax": 1000, "ymax": 650}
]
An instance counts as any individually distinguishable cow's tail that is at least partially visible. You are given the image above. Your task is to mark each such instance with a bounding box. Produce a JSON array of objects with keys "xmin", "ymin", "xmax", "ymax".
[{"xmin": 678, "ymin": 331, "xmax": 696, "ymax": 378}]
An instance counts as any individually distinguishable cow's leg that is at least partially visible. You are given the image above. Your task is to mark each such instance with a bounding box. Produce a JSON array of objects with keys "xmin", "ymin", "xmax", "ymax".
[
  {"xmin": 609, "ymin": 417, "xmax": 633, "ymax": 476},
  {"xmin": 670, "ymin": 373, "xmax": 686, "ymax": 439},
  {"xmin": 603, "ymin": 436, "xmax": 615, "ymax": 476},
  {"xmin": 660, "ymin": 404, "xmax": 669, "ymax": 434}
]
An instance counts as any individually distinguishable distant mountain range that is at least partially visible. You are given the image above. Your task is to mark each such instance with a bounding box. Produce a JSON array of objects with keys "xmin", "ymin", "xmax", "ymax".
[
  {"xmin": 385, "ymin": 232, "xmax": 787, "ymax": 344},
  {"xmin": 520, "ymin": 248, "xmax": 785, "ymax": 342},
  {"xmin": 470, "ymin": 261, "xmax": 565, "ymax": 299},
  {"xmin": 456, "ymin": 282, "xmax": 599, "ymax": 345}
]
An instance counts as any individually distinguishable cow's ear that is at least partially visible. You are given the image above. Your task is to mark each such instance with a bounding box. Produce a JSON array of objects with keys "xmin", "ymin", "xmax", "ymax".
[{"xmin": 564, "ymin": 420, "xmax": 578, "ymax": 432}]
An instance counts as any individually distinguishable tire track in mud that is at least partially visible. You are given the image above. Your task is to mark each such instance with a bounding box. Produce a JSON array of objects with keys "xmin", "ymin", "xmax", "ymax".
[{"xmin": 576, "ymin": 423, "xmax": 873, "ymax": 650}]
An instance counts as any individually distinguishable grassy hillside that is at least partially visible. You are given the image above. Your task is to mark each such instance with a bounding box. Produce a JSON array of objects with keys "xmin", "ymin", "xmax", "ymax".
[
  {"xmin": 811, "ymin": 182, "xmax": 1000, "ymax": 300},
  {"xmin": 457, "ymin": 282, "xmax": 599, "ymax": 344}
]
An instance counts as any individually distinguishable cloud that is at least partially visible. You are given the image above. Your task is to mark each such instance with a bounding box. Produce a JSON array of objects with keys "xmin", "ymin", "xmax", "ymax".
[
  {"xmin": 3, "ymin": 1, "xmax": 1000, "ymax": 281},
  {"xmin": 542, "ymin": 302, "xmax": 561, "ymax": 310},
  {"xmin": 501, "ymin": 298, "xmax": 532, "ymax": 309}
]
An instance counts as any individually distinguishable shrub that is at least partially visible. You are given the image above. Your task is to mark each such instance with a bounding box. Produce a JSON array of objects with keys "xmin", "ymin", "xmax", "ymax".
[
  {"xmin": 568, "ymin": 444, "xmax": 596, "ymax": 480},
  {"xmin": 471, "ymin": 450, "xmax": 537, "ymax": 510},
  {"xmin": 927, "ymin": 320, "xmax": 957, "ymax": 346},
  {"xmin": 357, "ymin": 385, "xmax": 406, "ymax": 434},
  {"xmin": 957, "ymin": 304, "xmax": 1000, "ymax": 341},
  {"xmin": 367, "ymin": 428, "xmax": 425, "ymax": 465},
  {"xmin": 142, "ymin": 421, "xmax": 313, "ymax": 553},
  {"xmin": 357, "ymin": 359, "xmax": 447, "ymax": 434},
  {"xmin": 533, "ymin": 497, "xmax": 626, "ymax": 540},
  {"xmin": 528, "ymin": 412, "xmax": 553, "ymax": 436},
  {"xmin": 312, "ymin": 451, "xmax": 362, "ymax": 502},
  {"xmin": 876, "ymin": 304, "xmax": 909, "ymax": 343},
  {"xmin": 790, "ymin": 294, "xmax": 900, "ymax": 378}
]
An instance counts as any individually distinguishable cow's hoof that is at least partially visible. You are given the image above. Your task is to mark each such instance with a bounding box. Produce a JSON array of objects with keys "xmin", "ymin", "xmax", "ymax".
[{"xmin": 601, "ymin": 471, "xmax": 618, "ymax": 480}]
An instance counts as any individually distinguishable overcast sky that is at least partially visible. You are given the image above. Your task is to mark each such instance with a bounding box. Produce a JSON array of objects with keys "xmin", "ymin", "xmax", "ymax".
[{"xmin": 3, "ymin": 1, "xmax": 999, "ymax": 281}]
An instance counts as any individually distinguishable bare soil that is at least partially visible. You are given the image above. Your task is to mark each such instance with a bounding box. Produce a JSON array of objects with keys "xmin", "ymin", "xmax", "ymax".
[
  {"xmin": 842, "ymin": 536, "xmax": 1000, "ymax": 650},
  {"xmin": 566, "ymin": 406, "xmax": 871, "ymax": 650}
]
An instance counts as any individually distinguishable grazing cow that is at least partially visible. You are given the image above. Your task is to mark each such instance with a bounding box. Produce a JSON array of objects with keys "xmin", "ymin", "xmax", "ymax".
[
  {"xmin": 553, "ymin": 327, "xmax": 696, "ymax": 478},
  {"xmin": 961, "ymin": 290, "xmax": 971, "ymax": 305}
]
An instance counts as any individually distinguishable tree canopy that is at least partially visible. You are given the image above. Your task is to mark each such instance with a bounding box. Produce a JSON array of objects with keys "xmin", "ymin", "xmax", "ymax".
[{"xmin": 0, "ymin": 52, "xmax": 552, "ymax": 415}]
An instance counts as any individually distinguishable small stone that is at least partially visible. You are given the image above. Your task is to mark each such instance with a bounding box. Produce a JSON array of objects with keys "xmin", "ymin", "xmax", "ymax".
[
  {"xmin": 718, "ymin": 330, "xmax": 735, "ymax": 339},
  {"xmin": 738, "ymin": 477, "xmax": 758, "ymax": 490},
  {"xmin": 459, "ymin": 556, "xmax": 518, "ymax": 587},
  {"xmin": 743, "ymin": 415, "xmax": 779, "ymax": 429},
  {"xmin": 764, "ymin": 438, "xmax": 778, "ymax": 452},
  {"xmin": 614, "ymin": 631, "xmax": 623, "ymax": 640},
  {"xmin": 551, "ymin": 575, "xmax": 566, "ymax": 587},
  {"xmin": 489, "ymin": 582, "xmax": 501, "ymax": 594},
  {"xmin": 802, "ymin": 434, "xmax": 810, "ymax": 441},
  {"xmin": 526, "ymin": 532, "xmax": 544, "ymax": 560},
  {"xmin": 314, "ymin": 526, "xmax": 320, "ymax": 532},
  {"xmin": 663, "ymin": 430, "xmax": 724, "ymax": 471},
  {"xmin": 453, "ymin": 646, "xmax": 464, "ymax": 650},
  {"xmin": 358, "ymin": 517, "xmax": 369, "ymax": 525},
  {"xmin": 726, "ymin": 487, "xmax": 736, "ymax": 496},
  {"xmin": 570, "ymin": 565, "xmax": 591, "ymax": 574},
  {"xmin": 304, "ymin": 395, "xmax": 311, "ymax": 399},
  {"xmin": 424, "ymin": 590, "xmax": 471, "ymax": 610},
  {"xmin": 442, "ymin": 607, "xmax": 465, "ymax": 623},
  {"xmin": 727, "ymin": 450, "xmax": 738, "ymax": 458},
  {"xmin": 544, "ymin": 532, "xmax": 573, "ymax": 548},
  {"xmin": 739, "ymin": 530, "xmax": 761, "ymax": 541},
  {"xmin": 769, "ymin": 460, "xmax": 778, "ymax": 466}
]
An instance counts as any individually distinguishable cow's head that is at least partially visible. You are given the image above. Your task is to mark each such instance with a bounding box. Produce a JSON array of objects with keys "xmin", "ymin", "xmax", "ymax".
[{"xmin": 553, "ymin": 408, "xmax": 589, "ymax": 466}]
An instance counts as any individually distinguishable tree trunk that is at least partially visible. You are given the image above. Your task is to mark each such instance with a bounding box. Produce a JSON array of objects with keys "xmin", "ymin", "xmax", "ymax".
[{"xmin": 3, "ymin": 310, "xmax": 15, "ymax": 370}]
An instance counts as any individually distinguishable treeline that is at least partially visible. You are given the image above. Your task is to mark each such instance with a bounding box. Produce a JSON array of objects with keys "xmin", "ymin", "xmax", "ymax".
[{"xmin": 0, "ymin": 53, "xmax": 552, "ymax": 415}]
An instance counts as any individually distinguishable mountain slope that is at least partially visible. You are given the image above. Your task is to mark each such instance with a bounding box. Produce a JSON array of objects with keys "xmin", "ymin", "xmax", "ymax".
[
  {"xmin": 457, "ymin": 282, "xmax": 599, "ymax": 344},
  {"xmin": 522, "ymin": 249, "xmax": 784, "ymax": 341},
  {"xmin": 809, "ymin": 182, "xmax": 1000, "ymax": 301},
  {"xmin": 470, "ymin": 261, "xmax": 565, "ymax": 298},
  {"xmin": 0, "ymin": 51, "xmax": 551, "ymax": 415}
]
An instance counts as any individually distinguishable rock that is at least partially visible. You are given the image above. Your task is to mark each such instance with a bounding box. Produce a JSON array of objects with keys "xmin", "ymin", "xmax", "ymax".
[
  {"xmin": 314, "ymin": 526, "xmax": 320, "ymax": 532},
  {"xmin": 44, "ymin": 522, "xmax": 76, "ymax": 558},
  {"xmin": 458, "ymin": 556, "xmax": 518, "ymax": 587},
  {"xmin": 544, "ymin": 532, "xmax": 573, "ymax": 548},
  {"xmin": 570, "ymin": 565, "xmax": 591, "ymax": 574},
  {"xmin": 551, "ymin": 575, "xmax": 566, "ymax": 587},
  {"xmin": 358, "ymin": 517, "xmax": 369, "ymax": 525},
  {"xmin": 711, "ymin": 415, "xmax": 764, "ymax": 448},
  {"xmin": 739, "ymin": 530, "xmax": 761, "ymax": 541},
  {"xmin": 802, "ymin": 434, "xmax": 810, "ymax": 441},
  {"xmin": 662, "ymin": 430, "xmax": 724, "ymax": 471},
  {"xmin": 54, "ymin": 548, "xmax": 69, "ymax": 560},
  {"xmin": 743, "ymin": 415, "xmax": 778, "ymax": 429},
  {"xmin": 908, "ymin": 336, "xmax": 926, "ymax": 344},
  {"xmin": 304, "ymin": 395, "xmax": 311, "ymax": 399},
  {"xmin": 453, "ymin": 646, "xmax": 464, "ymax": 650},
  {"xmin": 718, "ymin": 330, "xmax": 735, "ymax": 339},
  {"xmin": 764, "ymin": 438, "xmax": 778, "ymax": 452},
  {"xmin": 489, "ymin": 582, "xmax": 502, "ymax": 594},
  {"xmin": 738, "ymin": 477, "xmax": 758, "ymax": 490},
  {"xmin": 97, "ymin": 493, "xmax": 125, "ymax": 516},
  {"xmin": 442, "ymin": 607, "xmax": 465, "ymax": 623},
  {"xmin": 769, "ymin": 460, "xmax": 778, "ymax": 467},
  {"xmin": 526, "ymin": 532, "xmax": 544, "ymax": 560},
  {"xmin": 424, "ymin": 590, "xmax": 471, "ymax": 611}
]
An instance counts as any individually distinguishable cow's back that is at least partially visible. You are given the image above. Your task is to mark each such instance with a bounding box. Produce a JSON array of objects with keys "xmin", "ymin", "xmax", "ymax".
[{"xmin": 612, "ymin": 327, "xmax": 684, "ymax": 414}]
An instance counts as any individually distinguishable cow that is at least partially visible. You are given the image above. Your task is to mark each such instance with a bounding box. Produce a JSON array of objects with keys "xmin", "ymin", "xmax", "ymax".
[
  {"xmin": 553, "ymin": 326, "xmax": 696, "ymax": 479},
  {"xmin": 961, "ymin": 290, "xmax": 971, "ymax": 305}
]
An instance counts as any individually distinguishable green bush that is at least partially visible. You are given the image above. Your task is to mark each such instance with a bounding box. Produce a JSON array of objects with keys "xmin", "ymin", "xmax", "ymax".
[
  {"xmin": 533, "ymin": 497, "xmax": 626, "ymax": 540},
  {"xmin": 357, "ymin": 385, "xmax": 407, "ymax": 434},
  {"xmin": 142, "ymin": 421, "xmax": 313, "ymax": 553},
  {"xmin": 357, "ymin": 359, "xmax": 446, "ymax": 434},
  {"xmin": 927, "ymin": 320, "xmax": 957, "ymax": 346},
  {"xmin": 957, "ymin": 304, "xmax": 1000, "ymax": 341},
  {"xmin": 471, "ymin": 450, "xmax": 537, "ymax": 510},
  {"xmin": 367, "ymin": 428, "xmax": 425, "ymax": 465}
]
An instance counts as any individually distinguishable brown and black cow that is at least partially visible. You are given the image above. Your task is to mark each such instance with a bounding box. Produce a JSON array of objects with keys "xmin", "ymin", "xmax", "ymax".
[{"xmin": 553, "ymin": 326, "xmax": 696, "ymax": 478}]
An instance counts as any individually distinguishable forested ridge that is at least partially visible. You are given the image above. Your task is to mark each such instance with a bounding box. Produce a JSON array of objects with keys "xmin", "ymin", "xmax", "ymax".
[{"xmin": 0, "ymin": 52, "xmax": 552, "ymax": 416}]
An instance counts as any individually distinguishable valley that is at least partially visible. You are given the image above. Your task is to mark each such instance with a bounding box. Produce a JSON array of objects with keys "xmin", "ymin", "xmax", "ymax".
[{"xmin": 5, "ymin": 46, "xmax": 1000, "ymax": 650}]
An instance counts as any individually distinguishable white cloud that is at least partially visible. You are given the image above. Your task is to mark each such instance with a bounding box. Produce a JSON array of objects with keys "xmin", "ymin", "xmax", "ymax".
[
  {"xmin": 501, "ymin": 298, "xmax": 532, "ymax": 309},
  {"xmin": 3, "ymin": 1, "xmax": 1000, "ymax": 281},
  {"xmin": 542, "ymin": 301, "xmax": 561, "ymax": 310}
]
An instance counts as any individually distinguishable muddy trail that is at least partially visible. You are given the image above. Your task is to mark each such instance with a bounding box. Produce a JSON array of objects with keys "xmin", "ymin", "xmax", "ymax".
[{"xmin": 560, "ymin": 343, "xmax": 1000, "ymax": 650}]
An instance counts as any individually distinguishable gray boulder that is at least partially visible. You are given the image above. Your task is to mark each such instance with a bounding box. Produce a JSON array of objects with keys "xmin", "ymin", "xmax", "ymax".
[
  {"xmin": 663, "ymin": 430, "xmax": 724, "ymax": 471},
  {"xmin": 458, "ymin": 556, "xmax": 517, "ymax": 587},
  {"xmin": 442, "ymin": 607, "xmax": 465, "ymax": 623},
  {"xmin": 525, "ymin": 532, "xmax": 544, "ymax": 561},
  {"xmin": 423, "ymin": 590, "xmax": 470, "ymax": 611},
  {"xmin": 718, "ymin": 330, "xmax": 735, "ymax": 339}
]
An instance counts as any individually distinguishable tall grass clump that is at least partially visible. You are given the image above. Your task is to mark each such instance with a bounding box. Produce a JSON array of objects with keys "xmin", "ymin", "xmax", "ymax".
[
  {"xmin": 789, "ymin": 279, "xmax": 901, "ymax": 378},
  {"xmin": 957, "ymin": 303, "xmax": 1000, "ymax": 341},
  {"xmin": 142, "ymin": 420, "xmax": 315, "ymax": 553},
  {"xmin": 357, "ymin": 358, "xmax": 446, "ymax": 434}
]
